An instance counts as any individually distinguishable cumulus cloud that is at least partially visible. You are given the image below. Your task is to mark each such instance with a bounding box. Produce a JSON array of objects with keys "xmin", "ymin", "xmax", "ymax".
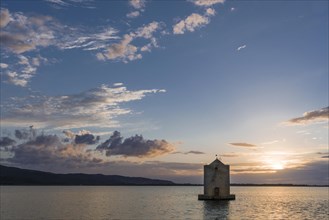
[
  {"xmin": 129, "ymin": 0, "xmax": 145, "ymax": 9},
  {"xmin": 0, "ymin": 137, "xmax": 16, "ymax": 147},
  {"xmin": 0, "ymin": 11, "xmax": 55, "ymax": 54},
  {"xmin": 133, "ymin": 22, "xmax": 161, "ymax": 39},
  {"xmin": 2, "ymin": 55, "xmax": 48, "ymax": 87},
  {"xmin": 15, "ymin": 129, "xmax": 31, "ymax": 140},
  {"xmin": 127, "ymin": 0, "xmax": 145, "ymax": 18},
  {"xmin": 1, "ymin": 84, "xmax": 165, "ymax": 129},
  {"xmin": 7, "ymin": 135, "xmax": 101, "ymax": 167},
  {"xmin": 206, "ymin": 8, "xmax": 216, "ymax": 16},
  {"xmin": 0, "ymin": 127, "xmax": 104, "ymax": 168},
  {"xmin": 191, "ymin": 0, "xmax": 225, "ymax": 7},
  {"xmin": 0, "ymin": 8, "xmax": 11, "ymax": 28},
  {"xmin": 97, "ymin": 21, "xmax": 162, "ymax": 62},
  {"xmin": 127, "ymin": 11, "xmax": 140, "ymax": 18},
  {"xmin": 1, "ymin": 128, "xmax": 177, "ymax": 173},
  {"xmin": 285, "ymin": 107, "xmax": 329, "ymax": 125},
  {"xmin": 75, "ymin": 133, "xmax": 100, "ymax": 145},
  {"xmin": 0, "ymin": 63, "xmax": 9, "ymax": 68},
  {"xmin": 98, "ymin": 34, "xmax": 141, "ymax": 62},
  {"xmin": 5, "ymin": 72, "xmax": 28, "ymax": 87},
  {"xmin": 140, "ymin": 37, "xmax": 158, "ymax": 52},
  {"xmin": 97, "ymin": 131, "xmax": 175, "ymax": 158},
  {"xmin": 173, "ymin": 13, "xmax": 210, "ymax": 35},
  {"xmin": 63, "ymin": 130, "xmax": 76, "ymax": 139},
  {"xmin": 229, "ymin": 142, "xmax": 257, "ymax": 148}
]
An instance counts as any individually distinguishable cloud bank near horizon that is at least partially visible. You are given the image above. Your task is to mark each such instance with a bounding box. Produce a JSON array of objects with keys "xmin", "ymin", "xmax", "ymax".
[{"xmin": 0, "ymin": 128, "xmax": 176, "ymax": 167}]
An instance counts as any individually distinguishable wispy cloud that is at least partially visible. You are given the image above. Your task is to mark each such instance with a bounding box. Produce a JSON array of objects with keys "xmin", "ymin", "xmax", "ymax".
[
  {"xmin": 45, "ymin": 0, "xmax": 69, "ymax": 7},
  {"xmin": 237, "ymin": 44, "xmax": 247, "ymax": 51},
  {"xmin": 229, "ymin": 142, "xmax": 257, "ymax": 148},
  {"xmin": 285, "ymin": 107, "xmax": 329, "ymax": 125},
  {"xmin": 1, "ymin": 84, "xmax": 166, "ymax": 129},
  {"xmin": 190, "ymin": 0, "xmax": 225, "ymax": 7},
  {"xmin": 45, "ymin": 0, "xmax": 95, "ymax": 9},
  {"xmin": 261, "ymin": 140, "xmax": 279, "ymax": 145},
  {"xmin": 316, "ymin": 152, "xmax": 329, "ymax": 158},
  {"xmin": 57, "ymin": 27, "xmax": 119, "ymax": 51},
  {"xmin": 220, "ymin": 153, "xmax": 240, "ymax": 158},
  {"xmin": 0, "ymin": 8, "xmax": 119, "ymax": 86},
  {"xmin": 172, "ymin": 150, "xmax": 205, "ymax": 155},
  {"xmin": 0, "ymin": 9, "xmax": 118, "ymax": 53}
]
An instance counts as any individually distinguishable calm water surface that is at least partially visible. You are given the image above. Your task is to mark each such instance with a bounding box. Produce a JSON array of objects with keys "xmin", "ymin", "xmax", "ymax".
[{"xmin": 1, "ymin": 186, "xmax": 328, "ymax": 219}]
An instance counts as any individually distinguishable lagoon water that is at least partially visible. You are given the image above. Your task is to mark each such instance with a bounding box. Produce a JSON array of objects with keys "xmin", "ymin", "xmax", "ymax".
[{"xmin": 1, "ymin": 186, "xmax": 328, "ymax": 219}]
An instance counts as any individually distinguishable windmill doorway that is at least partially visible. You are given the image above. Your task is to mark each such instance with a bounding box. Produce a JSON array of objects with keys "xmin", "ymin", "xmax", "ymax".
[{"xmin": 214, "ymin": 187, "xmax": 220, "ymax": 197}]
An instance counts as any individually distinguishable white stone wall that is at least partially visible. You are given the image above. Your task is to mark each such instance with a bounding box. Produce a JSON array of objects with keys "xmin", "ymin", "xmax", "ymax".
[{"xmin": 203, "ymin": 162, "xmax": 230, "ymax": 197}]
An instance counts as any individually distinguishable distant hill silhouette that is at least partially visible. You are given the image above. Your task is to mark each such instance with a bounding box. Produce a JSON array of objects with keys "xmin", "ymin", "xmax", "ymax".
[{"xmin": 0, "ymin": 165, "xmax": 175, "ymax": 185}]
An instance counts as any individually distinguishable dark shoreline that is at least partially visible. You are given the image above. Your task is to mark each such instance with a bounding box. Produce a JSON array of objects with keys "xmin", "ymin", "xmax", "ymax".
[
  {"xmin": 1, "ymin": 165, "xmax": 328, "ymax": 187},
  {"xmin": 1, "ymin": 184, "xmax": 328, "ymax": 187}
]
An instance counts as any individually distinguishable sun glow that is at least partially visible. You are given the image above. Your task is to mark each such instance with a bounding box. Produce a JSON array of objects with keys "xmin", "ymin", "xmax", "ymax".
[{"xmin": 271, "ymin": 162, "xmax": 284, "ymax": 170}]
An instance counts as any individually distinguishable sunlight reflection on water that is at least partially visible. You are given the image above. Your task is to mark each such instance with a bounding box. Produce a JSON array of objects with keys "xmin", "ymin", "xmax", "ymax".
[{"xmin": 1, "ymin": 186, "xmax": 328, "ymax": 219}]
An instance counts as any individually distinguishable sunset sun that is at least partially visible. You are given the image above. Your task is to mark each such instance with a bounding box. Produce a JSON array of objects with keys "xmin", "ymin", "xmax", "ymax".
[{"xmin": 271, "ymin": 162, "xmax": 284, "ymax": 170}]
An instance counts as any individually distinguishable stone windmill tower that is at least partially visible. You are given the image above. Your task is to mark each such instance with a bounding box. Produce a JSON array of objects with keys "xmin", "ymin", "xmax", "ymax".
[{"xmin": 198, "ymin": 157, "xmax": 235, "ymax": 200}]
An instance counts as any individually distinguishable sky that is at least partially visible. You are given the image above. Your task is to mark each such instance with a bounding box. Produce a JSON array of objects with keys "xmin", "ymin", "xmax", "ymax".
[{"xmin": 0, "ymin": 0, "xmax": 328, "ymax": 185}]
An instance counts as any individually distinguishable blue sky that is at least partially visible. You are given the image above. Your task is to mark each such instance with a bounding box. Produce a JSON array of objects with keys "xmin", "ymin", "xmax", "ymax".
[{"xmin": 0, "ymin": 0, "xmax": 328, "ymax": 184}]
